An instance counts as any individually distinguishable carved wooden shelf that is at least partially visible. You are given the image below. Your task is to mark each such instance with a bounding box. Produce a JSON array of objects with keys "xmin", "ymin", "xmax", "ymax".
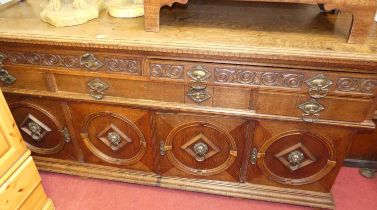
[{"xmin": 144, "ymin": 0, "xmax": 377, "ymax": 44}]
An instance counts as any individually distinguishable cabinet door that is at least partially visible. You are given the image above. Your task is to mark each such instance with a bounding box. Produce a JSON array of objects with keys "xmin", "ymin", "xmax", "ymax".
[
  {"xmin": 156, "ymin": 113, "xmax": 251, "ymax": 182},
  {"xmin": 5, "ymin": 94, "xmax": 77, "ymax": 160},
  {"xmin": 69, "ymin": 102, "xmax": 155, "ymax": 172},
  {"xmin": 248, "ymin": 120, "xmax": 353, "ymax": 192}
]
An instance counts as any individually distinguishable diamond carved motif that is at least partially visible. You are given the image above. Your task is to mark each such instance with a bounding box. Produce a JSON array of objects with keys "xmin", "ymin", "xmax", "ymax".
[
  {"xmin": 97, "ymin": 124, "xmax": 132, "ymax": 151},
  {"xmin": 20, "ymin": 114, "xmax": 52, "ymax": 141},
  {"xmin": 181, "ymin": 133, "xmax": 220, "ymax": 162},
  {"xmin": 274, "ymin": 142, "xmax": 317, "ymax": 171}
]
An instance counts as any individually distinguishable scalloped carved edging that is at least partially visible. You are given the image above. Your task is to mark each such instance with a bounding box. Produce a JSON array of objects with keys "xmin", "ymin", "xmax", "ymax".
[
  {"xmin": 336, "ymin": 77, "xmax": 377, "ymax": 94},
  {"xmin": 257, "ymin": 130, "xmax": 336, "ymax": 185},
  {"xmin": 9, "ymin": 101, "xmax": 66, "ymax": 155},
  {"xmin": 4, "ymin": 51, "xmax": 141, "ymax": 75},
  {"xmin": 214, "ymin": 68, "xmax": 303, "ymax": 88},
  {"xmin": 33, "ymin": 157, "xmax": 335, "ymax": 209},
  {"xmin": 80, "ymin": 111, "xmax": 146, "ymax": 165},
  {"xmin": 164, "ymin": 121, "xmax": 237, "ymax": 176}
]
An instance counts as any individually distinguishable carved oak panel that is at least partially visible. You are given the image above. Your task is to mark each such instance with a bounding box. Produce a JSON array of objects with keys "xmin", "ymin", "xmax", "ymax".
[
  {"xmin": 248, "ymin": 120, "xmax": 354, "ymax": 192},
  {"xmin": 4, "ymin": 94, "xmax": 76, "ymax": 160},
  {"xmin": 156, "ymin": 113, "xmax": 250, "ymax": 182},
  {"xmin": 68, "ymin": 102, "xmax": 154, "ymax": 172},
  {"xmin": 258, "ymin": 131, "xmax": 336, "ymax": 185}
]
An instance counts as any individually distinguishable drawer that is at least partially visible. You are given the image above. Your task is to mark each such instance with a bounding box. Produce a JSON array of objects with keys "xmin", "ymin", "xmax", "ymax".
[
  {"xmin": 256, "ymin": 91, "xmax": 374, "ymax": 122},
  {"xmin": 157, "ymin": 113, "xmax": 251, "ymax": 182},
  {"xmin": 146, "ymin": 59, "xmax": 377, "ymax": 96},
  {"xmin": 248, "ymin": 120, "xmax": 353, "ymax": 192},
  {"xmin": 54, "ymin": 74, "xmax": 253, "ymax": 110},
  {"xmin": 147, "ymin": 59, "xmax": 377, "ymax": 123},
  {"xmin": 0, "ymin": 66, "xmax": 49, "ymax": 91},
  {"xmin": 68, "ymin": 101, "xmax": 155, "ymax": 172},
  {"xmin": 54, "ymin": 74, "xmax": 185, "ymax": 102},
  {"xmin": 5, "ymin": 94, "xmax": 78, "ymax": 160}
]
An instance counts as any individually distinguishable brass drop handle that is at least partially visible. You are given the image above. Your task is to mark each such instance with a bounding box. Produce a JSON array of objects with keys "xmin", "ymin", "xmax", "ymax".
[
  {"xmin": 193, "ymin": 142, "xmax": 209, "ymax": 161},
  {"xmin": 107, "ymin": 131, "xmax": 122, "ymax": 151},
  {"xmin": 87, "ymin": 78, "xmax": 109, "ymax": 100},
  {"xmin": 0, "ymin": 53, "xmax": 16, "ymax": 85},
  {"xmin": 188, "ymin": 65, "xmax": 211, "ymax": 82},
  {"xmin": 298, "ymin": 99, "xmax": 325, "ymax": 123},
  {"xmin": 287, "ymin": 150, "xmax": 304, "ymax": 171},
  {"xmin": 80, "ymin": 53, "xmax": 103, "ymax": 71},
  {"xmin": 187, "ymin": 65, "xmax": 212, "ymax": 103},
  {"xmin": 305, "ymin": 74, "xmax": 333, "ymax": 99}
]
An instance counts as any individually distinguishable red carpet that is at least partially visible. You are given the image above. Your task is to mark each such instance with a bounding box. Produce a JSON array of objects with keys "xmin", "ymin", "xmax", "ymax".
[{"xmin": 40, "ymin": 167, "xmax": 377, "ymax": 210}]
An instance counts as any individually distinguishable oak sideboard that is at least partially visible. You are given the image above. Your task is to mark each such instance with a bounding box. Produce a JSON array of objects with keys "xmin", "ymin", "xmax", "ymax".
[{"xmin": 1, "ymin": 0, "xmax": 377, "ymax": 209}]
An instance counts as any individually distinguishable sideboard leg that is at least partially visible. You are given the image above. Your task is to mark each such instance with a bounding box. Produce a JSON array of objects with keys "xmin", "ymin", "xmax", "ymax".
[
  {"xmin": 347, "ymin": 11, "xmax": 375, "ymax": 44},
  {"xmin": 144, "ymin": 3, "xmax": 161, "ymax": 32}
]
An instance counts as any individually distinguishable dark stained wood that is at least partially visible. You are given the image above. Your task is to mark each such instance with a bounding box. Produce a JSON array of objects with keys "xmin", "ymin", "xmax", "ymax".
[
  {"xmin": 0, "ymin": 1, "xmax": 376, "ymax": 209},
  {"xmin": 345, "ymin": 119, "xmax": 377, "ymax": 168},
  {"xmin": 3, "ymin": 94, "xmax": 80, "ymax": 161},
  {"xmin": 248, "ymin": 120, "xmax": 356, "ymax": 192}
]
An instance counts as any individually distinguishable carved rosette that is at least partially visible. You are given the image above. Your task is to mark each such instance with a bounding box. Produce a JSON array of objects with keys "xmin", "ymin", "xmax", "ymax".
[
  {"xmin": 164, "ymin": 122, "xmax": 237, "ymax": 176},
  {"xmin": 257, "ymin": 131, "xmax": 336, "ymax": 185},
  {"xmin": 337, "ymin": 77, "xmax": 377, "ymax": 94},
  {"xmin": 214, "ymin": 68, "xmax": 303, "ymax": 88},
  {"xmin": 9, "ymin": 102, "xmax": 67, "ymax": 155},
  {"xmin": 80, "ymin": 112, "xmax": 146, "ymax": 165},
  {"xmin": 149, "ymin": 63, "xmax": 184, "ymax": 79},
  {"xmin": 105, "ymin": 58, "xmax": 140, "ymax": 74}
]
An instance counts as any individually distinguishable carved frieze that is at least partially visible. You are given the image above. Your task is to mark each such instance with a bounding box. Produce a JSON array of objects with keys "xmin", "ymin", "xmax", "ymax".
[
  {"xmin": 8, "ymin": 52, "xmax": 81, "ymax": 68},
  {"xmin": 5, "ymin": 51, "xmax": 141, "ymax": 74},
  {"xmin": 214, "ymin": 68, "xmax": 303, "ymax": 88},
  {"xmin": 105, "ymin": 58, "xmax": 140, "ymax": 74},
  {"xmin": 149, "ymin": 63, "xmax": 184, "ymax": 79},
  {"xmin": 337, "ymin": 77, "xmax": 377, "ymax": 94}
]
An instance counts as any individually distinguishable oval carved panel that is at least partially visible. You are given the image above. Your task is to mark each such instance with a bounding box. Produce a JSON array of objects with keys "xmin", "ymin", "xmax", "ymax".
[
  {"xmin": 257, "ymin": 131, "xmax": 336, "ymax": 185},
  {"xmin": 165, "ymin": 122, "xmax": 237, "ymax": 176},
  {"xmin": 9, "ymin": 101, "xmax": 65, "ymax": 155},
  {"xmin": 80, "ymin": 112, "xmax": 146, "ymax": 165}
]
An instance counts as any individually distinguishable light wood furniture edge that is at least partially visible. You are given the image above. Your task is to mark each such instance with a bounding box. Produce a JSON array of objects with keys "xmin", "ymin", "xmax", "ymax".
[{"xmin": 0, "ymin": 90, "xmax": 54, "ymax": 210}]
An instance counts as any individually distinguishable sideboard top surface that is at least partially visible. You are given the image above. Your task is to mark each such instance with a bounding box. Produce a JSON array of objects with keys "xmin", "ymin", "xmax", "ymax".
[{"xmin": 0, "ymin": 0, "xmax": 376, "ymax": 63}]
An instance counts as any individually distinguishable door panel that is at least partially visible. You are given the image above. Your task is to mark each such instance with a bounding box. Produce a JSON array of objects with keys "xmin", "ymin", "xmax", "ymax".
[
  {"xmin": 69, "ymin": 102, "xmax": 155, "ymax": 172},
  {"xmin": 5, "ymin": 94, "xmax": 77, "ymax": 160},
  {"xmin": 157, "ymin": 113, "xmax": 251, "ymax": 182}
]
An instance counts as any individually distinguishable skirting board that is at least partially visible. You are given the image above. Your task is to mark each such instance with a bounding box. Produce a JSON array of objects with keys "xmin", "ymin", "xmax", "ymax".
[
  {"xmin": 344, "ymin": 159, "xmax": 377, "ymax": 169},
  {"xmin": 33, "ymin": 157, "xmax": 335, "ymax": 209}
]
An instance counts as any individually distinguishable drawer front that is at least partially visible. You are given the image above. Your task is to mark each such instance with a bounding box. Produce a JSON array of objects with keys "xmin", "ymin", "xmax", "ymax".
[
  {"xmin": 5, "ymin": 94, "xmax": 77, "ymax": 160},
  {"xmin": 68, "ymin": 102, "xmax": 155, "ymax": 172},
  {"xmin": 248, "ymin": 120, "xmax": 353, "ymax": 192},
  {"xmin": 55, "ymin": 74, "xmax": 185, "ymax": 103},
  {"xmin": 147, "ymin": 59, "xmax": 377, "ymax": 123},
  {"xmin": 0, "ymin": 67, "xmax": 48, "ymax": 91},
  {"xmin": 256, "ymin": 92, "xmax": 374, "ymax": 122},
  {"xmin": 157, "ymin": 113, "xmax": 250, "ymax": 182}
]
